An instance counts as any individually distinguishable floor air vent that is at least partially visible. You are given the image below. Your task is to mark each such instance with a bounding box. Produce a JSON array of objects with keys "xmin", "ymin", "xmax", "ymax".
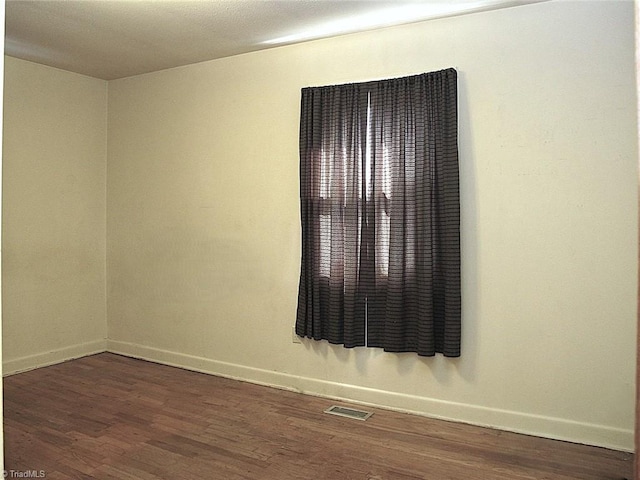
[{"xmin": 324, "ymin": 405, "xmax": 373, "ymax": 421}]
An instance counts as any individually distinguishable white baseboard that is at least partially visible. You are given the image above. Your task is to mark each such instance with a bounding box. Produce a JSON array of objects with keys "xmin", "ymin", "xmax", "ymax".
[
  {"xmin": 106, "ymin": 339, "xmax": 634, "ymax": 453},
  {"xmin": 3, "ymin": 339, "xmax": 108, "ymax": 376}
]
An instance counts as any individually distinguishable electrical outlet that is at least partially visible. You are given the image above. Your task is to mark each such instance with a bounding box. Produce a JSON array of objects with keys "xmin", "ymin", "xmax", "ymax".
[{"xmin": 292, "ymin": 327, "xmax": 302, "ymax": 344}]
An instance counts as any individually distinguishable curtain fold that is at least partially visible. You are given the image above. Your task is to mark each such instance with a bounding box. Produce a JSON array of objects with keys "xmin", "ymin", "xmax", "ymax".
[{"xmin": 296, "ymin": 69, "xmax": 460, "ymax": 357}]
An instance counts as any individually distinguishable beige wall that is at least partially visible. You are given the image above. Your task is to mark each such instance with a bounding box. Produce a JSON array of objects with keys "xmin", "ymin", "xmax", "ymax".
[
  {"xmin": 106, "ymin": 1, "xmax": 637, "ymax": 450},
  {"xmin": 2, "ymin": 57, "xmax": 108, "ymax": 373},
  {"xmin": 1, "ymin": 0, "xmax": 635, "ymax": 453},
  {"xmin": 0, "ymin": 0, "xmax": 6, "ymax": 469}
]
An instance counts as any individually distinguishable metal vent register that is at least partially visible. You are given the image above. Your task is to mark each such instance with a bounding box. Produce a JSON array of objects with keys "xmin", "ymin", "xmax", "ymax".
[{"xmin": 324, "ymin": 405, "xmax": 373, "ymax": 421}]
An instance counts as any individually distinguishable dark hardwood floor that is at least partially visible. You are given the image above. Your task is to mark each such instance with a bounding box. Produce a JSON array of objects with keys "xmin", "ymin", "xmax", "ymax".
[{"xmin": 3, "ymin": 353, "xmax": 633, "ymax": 479}]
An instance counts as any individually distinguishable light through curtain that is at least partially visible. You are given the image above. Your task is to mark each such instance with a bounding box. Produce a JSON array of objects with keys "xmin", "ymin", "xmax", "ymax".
[{"xmin": 296, "ymin": 69, "xmax": 460, "ymax": 357}]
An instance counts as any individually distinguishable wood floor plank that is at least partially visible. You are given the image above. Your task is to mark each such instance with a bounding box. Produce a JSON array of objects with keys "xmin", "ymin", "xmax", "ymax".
[{"xmin": 3, "ymin": 353, "xmax": 633, "ymax": 479}]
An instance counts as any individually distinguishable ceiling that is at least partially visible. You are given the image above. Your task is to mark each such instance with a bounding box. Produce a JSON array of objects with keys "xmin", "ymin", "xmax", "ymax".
[{"xmin": 5, "ymin": 0, "xmax": 545, "ymax": 81}]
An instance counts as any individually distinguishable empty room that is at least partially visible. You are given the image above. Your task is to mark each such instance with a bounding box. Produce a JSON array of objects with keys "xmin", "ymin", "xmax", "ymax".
[{"xmin": 1, "ymin": 0, "xmax": 637, "ymax": 479}]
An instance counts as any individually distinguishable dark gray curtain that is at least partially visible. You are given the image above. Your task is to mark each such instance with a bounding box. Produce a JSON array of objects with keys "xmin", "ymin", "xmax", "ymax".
[{"xmin": 296, "ymin": 69, "xmax": 460, "ymax": 357}]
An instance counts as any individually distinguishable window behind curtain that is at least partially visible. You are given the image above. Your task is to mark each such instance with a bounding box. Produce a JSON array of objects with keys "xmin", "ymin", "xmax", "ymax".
[{"xmin": 296, "ymin": 69, "xmax": 461, "ymax": 357}]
